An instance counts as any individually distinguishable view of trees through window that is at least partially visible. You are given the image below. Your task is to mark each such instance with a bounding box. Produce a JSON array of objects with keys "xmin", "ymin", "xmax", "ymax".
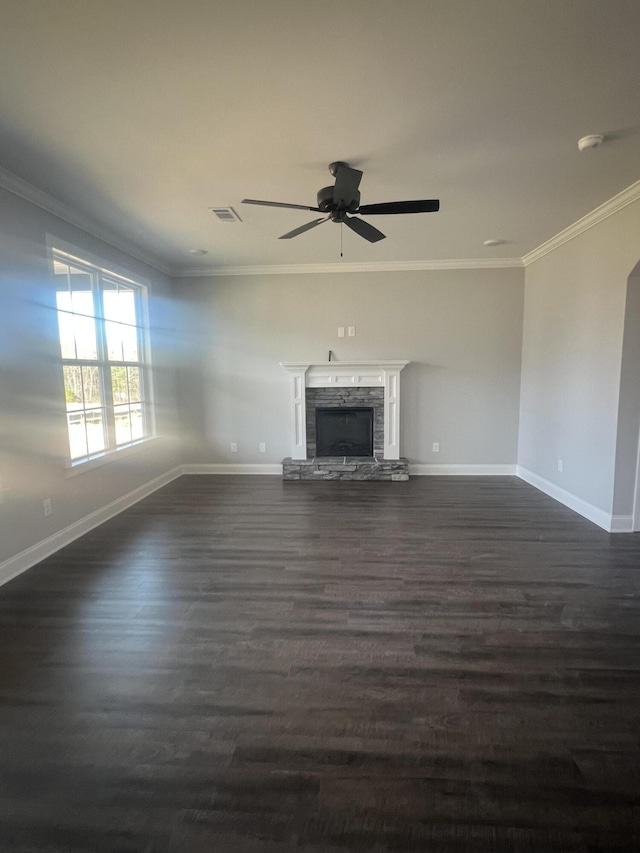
[{"xmin": 54, "ymin": 252, "xmax": 152, "ymax": 462}]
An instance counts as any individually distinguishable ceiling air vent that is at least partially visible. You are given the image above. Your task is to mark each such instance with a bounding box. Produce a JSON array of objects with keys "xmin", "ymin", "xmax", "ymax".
[{"xmin": 210, "ymin": 206, "xmax": 242, "ymax": 223}]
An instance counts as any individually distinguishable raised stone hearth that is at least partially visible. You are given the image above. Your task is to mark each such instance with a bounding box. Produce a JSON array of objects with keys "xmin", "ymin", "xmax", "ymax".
[{"xmin": 283, "ymin": 456, "xmax": 409, "ymax": 481}]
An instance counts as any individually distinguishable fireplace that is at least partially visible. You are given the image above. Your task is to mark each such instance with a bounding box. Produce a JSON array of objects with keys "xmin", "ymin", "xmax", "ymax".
[
  {"xmin": 280, "ymin": 360, "xmax": 410, "ymax": 481},
  {"xmin": 316, "ymin": 407, "xmax": 373, "ymax": 457},
  {"xmin": 306, "ymin": 387, "xmax": 384, "ymax": 457}
]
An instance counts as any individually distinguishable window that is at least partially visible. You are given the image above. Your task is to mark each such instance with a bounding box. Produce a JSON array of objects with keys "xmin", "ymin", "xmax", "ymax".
[{"xmin": 53, "ymin": 250, "xmax": 154, "ymax": 465}]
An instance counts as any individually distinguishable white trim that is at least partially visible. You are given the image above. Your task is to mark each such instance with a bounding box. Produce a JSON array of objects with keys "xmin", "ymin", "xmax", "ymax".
[
  {"xmin": 174, "ymin": 258, "xmax": 524, "ymax": 277},
  {"xmin": 280, "ymin": 361, "xmax": 409, "ymax": 461},
  {"xmin": 281, "ymin": 360, "xmax": 409, "ymax": 374},
  {"xmin": 0, "ymin": 165, "xmax": 170, "ymax": 276},
  {"xmin": 410, "ymin": 464, "xmax": 516, "ymax": 476},
  {"xmin": 522, "ymin": 180, "xmax": 640, "ymax": 266},
  {"xmin": 0, "ymin": 466, "xmax": 183, "ymax": 589},
  {"xmin": 182, "ymin": 464, "xmax": 282, "ymax": 475},
  {"xmin": 48, "ymin": 236, "xmax": 152, "ymax": 289},
  {"xmin": 632, "ymin": 417, "xmax": 640, "ymax": 533},
  {"xmin": 610, "ymin": 515, "xmax": 635, "ymax": 533},
  {"xmin": 516, "ymin": 466, "xmax": 612, "ymax": 531}
]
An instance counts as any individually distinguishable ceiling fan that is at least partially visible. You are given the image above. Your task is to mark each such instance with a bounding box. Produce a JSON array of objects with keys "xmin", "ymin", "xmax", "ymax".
[{"xmin": 242, "ymin": 162, "xmax": 440, "ymax": 243}]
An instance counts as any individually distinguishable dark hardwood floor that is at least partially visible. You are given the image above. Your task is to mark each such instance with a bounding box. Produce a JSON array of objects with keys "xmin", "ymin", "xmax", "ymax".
[{"xmin": 1, "ymin": 475, "xmax": 639, "ymax": 852}]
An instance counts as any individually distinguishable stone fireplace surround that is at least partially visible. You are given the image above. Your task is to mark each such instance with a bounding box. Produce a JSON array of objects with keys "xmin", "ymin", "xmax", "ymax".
[
  {"xmin": 280, "ymin": 360, "xmax": 409, "ymax": 481},
  {"xmin": 306, "ymin": 387, "xmax": 384, "ymax": 458}
]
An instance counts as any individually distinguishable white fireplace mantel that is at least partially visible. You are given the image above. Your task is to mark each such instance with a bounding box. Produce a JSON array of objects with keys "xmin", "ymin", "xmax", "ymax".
[{"xmin": 280, "ymin": 360, "xmax": 409, "ymax": 460}]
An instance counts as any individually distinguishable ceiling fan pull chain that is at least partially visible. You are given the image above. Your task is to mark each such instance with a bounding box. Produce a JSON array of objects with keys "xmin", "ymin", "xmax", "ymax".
[{"xmin": 340, "ymin": 221, "xmax": 343, "ymax": 257}]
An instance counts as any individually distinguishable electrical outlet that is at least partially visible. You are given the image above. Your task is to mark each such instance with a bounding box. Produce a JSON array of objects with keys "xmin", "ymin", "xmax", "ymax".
[
  {"xmin": 259, "ymin": 442, "xmax": 266, "ymax": 453},
  {"xmin": 43, "ymin": 498, "xmax": 52, "ymax": 517},
  {"xmin": 347, "ymin": 326, "xmax": 356, "ymax": 337},
  {"xmin": 230, "ymin": 442, "xmax": 237, "ymax": 453},
  {"xmin": 338, "ymin": 326, "xmax": 345, "ymax": 338},
  {"xmin": 432, "ymin": 442, "xmax": 440, "ymax": 453},
  {"xmin": 558, "ymin": 459, "xmax": 563, "ymax": 472}
]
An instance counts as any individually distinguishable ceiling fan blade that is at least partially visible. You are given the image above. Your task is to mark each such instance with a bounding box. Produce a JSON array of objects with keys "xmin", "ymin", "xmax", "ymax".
[
  {"xmin": 279, "ymin": 217, "xmax": 330, "ymax": 240},
  {"xmin": 333, "ymin": 165, "xmax": 363, "ymax": 207},
  {"xmin": 343, "ymin": 215, "xmax": 386, "ymax": 243},
  {"xmin": 358, "ymin": 199, "xmax": 440, "ymax": 215},
  {"xmin": 242, "ymin": 198, "xmax": 321, "ymax": 211}
]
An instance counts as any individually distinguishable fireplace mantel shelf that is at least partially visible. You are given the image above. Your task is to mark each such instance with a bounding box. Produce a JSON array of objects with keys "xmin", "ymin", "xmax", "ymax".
[
  {"xmin": 280, "ymin": 358, "xmax": 409, "ymax": 370},
  {"xmin": 280, "ymin": 361, "xmax": 409, "ymax": 370},
  {"xmin": 281, "ymin": 360, "xmax": 409, "ymax": 460}
]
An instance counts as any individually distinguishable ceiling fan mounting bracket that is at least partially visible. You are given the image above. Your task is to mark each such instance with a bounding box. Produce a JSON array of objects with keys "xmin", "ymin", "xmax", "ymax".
[{"xmin": 328, "ymin": 161, "xmax": 349, "ymax": 177}]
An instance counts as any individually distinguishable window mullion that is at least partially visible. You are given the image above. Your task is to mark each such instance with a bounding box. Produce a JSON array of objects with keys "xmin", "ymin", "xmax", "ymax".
[
  {"xmin": 95, "ymin": 272, "xmax": 116, "ymax": 449},
  {"xmin": 135, "ymin": 288, "xmax": 151, "ymax": 437}
]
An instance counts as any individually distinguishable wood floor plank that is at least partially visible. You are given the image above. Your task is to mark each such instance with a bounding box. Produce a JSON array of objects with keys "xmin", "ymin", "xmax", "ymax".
[{"xmin": 0, "ymin": 475, "xmax": 639, "ymax": 851}]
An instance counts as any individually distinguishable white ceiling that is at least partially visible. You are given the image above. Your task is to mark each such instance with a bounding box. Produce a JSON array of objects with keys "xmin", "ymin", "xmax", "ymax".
[{"xmin": 0, "ymin": 0, "xmax": 639, "ymax": 273}]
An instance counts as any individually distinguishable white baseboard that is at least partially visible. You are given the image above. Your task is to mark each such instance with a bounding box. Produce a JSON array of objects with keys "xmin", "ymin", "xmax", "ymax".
[
  {"xmin": 515, "ymin": 466, "xmax": 613, "ymax": 532},
  {"xmin": 410, "ymin": 464, "xmax": 517, "ymax": 476},
  {"xmin": 0, "ymin": 466, "xmax": 183, "ymax": 589},
  {"xmin": 610, "ymin": 515, "xmax": 635, "ymax": 533},
  {"xmin": 182, "ymin": 463, "xmax": 283, "ymax": 475}
]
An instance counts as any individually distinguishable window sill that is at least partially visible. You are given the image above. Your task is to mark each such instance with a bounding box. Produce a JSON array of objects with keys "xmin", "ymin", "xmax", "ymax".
[{"xmin": 64, "ymin": 436, "xmax": 161, "ymax": 478}]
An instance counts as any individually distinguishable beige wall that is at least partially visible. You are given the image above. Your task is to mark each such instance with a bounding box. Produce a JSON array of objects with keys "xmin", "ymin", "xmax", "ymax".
[
  {"xmin": 174, "ymin": 267, "xmax": 525, "ymax": 466},
  {"xmin": 518, "ymin": 198, "xmax": 640, "ymax": 517},
  {"xmin": 0, "ymin": 187, "xmax": 181, "ymax": 568}
]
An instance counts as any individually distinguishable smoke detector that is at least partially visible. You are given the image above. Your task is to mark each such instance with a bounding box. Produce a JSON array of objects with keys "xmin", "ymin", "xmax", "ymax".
[{"xmin": 577, "ymin": 134, "xmax": 604, "ymax": 151}]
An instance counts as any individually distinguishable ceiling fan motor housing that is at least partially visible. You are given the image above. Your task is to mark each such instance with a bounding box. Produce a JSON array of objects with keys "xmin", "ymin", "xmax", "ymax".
[{"xmin": 317, "ymin": 185, "xmax": 360, "ymax": 214}]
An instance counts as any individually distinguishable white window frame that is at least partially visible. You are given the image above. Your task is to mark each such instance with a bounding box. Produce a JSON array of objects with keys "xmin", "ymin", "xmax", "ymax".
[{"xmin": 50, "ymin": 242, "xmax": 157, "ymax": 473}]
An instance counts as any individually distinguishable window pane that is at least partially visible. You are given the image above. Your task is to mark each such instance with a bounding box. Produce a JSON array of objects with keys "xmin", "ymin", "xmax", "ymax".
[
  {"xmin": 114, "ymin": 405, "xmax": 132, "ymax": 445},
  {"xmin": 103, "ymin": 283, "xmax": 136, "ymax": 324},
  {"xmin": 130, "ymin": 403, "xmax": 144, "ymax": 441},
  {"xmin": 57, "ymin": 311, "xmax": 76, "ymax": 359},
  {"xmin": 121, "ymin": 325, "xmax": 139, "ymax": 361},
  {"xmin": 56, "ymin": 291, "xmax": 72, "ymax": 312},
  {"xmin": 106, "ymin": 322, "xmax": 139, "ymax": 362},
  {"xmin": 70, "ymin": 288, "xmax": 94, "ymax": 316},
  {"xmin": 111, "ymin": 366, "xmax": 128, "ymax": 403},
  {"xmin": 127, "ymin": 367, "xmax": 141, "ymax": 402},
  {"xmin": 82, "ymin": 365, "xmax": 101, "ymax": 405},
  {"xmin": 85, "ymin": 408, "xmax": 106, "ymax": 455},
  {"xmin": 73, "ymin": 313, "xmax": 98, "ymax": 360},
  {"xmin": 64, "ymin": 365, "xmax": 84, "ymax": 406},
  {"xmin": 105, "ymin": 321, "xmax": 124, "ymax": 361},
  {"xmin": 67, "ymin": 412, "xmax": 88, "ymax": 460}
]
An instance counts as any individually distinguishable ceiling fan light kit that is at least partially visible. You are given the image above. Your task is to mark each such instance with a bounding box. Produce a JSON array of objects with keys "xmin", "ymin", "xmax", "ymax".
[{"xmin": 242, "ymin": 162, "xmax": 440, "ymax": 244}]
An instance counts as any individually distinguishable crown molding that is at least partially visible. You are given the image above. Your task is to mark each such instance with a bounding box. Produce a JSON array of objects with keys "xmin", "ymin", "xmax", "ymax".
[
  {"xmin": 0, "ymin": 165, "xmax": 171, "ymax": 276},
  {"xmin": 172, "ymin": 257, "xmax": 524, "ymax": 277},
  {"xmin": 522, "ymin": 179, "xmax": 640, "ymax": 267},
  {"xmin": 4, "ymin": 160, "xmax": 637, "ymax": 279}
]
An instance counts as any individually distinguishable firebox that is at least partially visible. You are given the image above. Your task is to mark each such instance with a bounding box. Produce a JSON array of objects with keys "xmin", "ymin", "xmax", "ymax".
[{"xmin": 315, "ymin": 407, "xmax": 374, "ymax": 457}]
